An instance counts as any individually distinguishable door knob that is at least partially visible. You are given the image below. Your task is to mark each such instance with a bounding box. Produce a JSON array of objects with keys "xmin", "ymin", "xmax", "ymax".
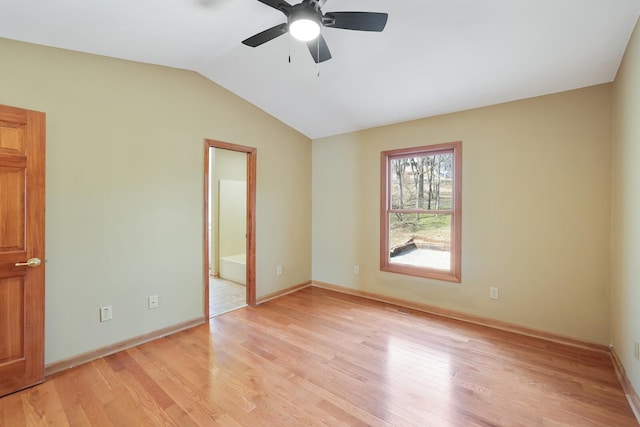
[{"xmin": 15, "ymin": 258, "xmax": 42, "ymax": 268}]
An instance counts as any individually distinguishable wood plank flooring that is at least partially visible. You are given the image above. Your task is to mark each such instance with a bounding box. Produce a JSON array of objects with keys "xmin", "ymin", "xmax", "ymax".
[{"xmin": 1, "ymin": 287, "xmax": 636, "ymax": 426}]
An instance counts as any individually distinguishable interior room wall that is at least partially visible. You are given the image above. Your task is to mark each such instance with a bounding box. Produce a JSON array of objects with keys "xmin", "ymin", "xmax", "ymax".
[
  {"xmin": 313, "ymin": 84, "xmax": 612, "ymax": 345},
  {"xmin": 210, "ymin": 148, "xmax": 247, "ymax": 275},
  {"xmin": 0, "ymin": 37, "xmax": 311, "ymax": 364},
  {"xmin": 612, "ymin": 18, "xmax": 640, "ymax": 395},
  {"xmin": 218, "ymin": 180, "xmax": 246, "ymax": 259}
]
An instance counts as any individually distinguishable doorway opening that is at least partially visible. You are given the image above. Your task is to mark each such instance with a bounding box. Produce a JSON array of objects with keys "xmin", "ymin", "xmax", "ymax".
[{"xmin": 203, "ymin": 140, "xmax": 256, "ymax": 318}]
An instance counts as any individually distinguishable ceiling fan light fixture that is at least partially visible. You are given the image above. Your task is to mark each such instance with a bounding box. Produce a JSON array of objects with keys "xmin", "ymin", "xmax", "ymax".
[
  {"xmin": 289, "ymin": 18, "xmax": 320, "ymax": 41},
  {"xmin": 243, "ymin": 0, "xmax": 389, "ymax": 63}
]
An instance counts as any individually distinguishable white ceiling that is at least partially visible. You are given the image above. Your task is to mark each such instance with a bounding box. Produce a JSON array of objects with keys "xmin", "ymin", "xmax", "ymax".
[{"xmin": 1, "ymin": 0, "xmax": 639, "ymax": 139}]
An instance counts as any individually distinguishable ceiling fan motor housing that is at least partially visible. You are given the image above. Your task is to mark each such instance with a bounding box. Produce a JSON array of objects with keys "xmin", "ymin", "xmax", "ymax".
[{"xmin": 288, "ymin": 2, "xmax": 322, "ymax": 25}]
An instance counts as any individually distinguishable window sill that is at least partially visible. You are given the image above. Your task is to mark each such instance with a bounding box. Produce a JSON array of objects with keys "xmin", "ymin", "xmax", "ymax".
[{"xmin": 381, "ymin": 263, "xmax": 461, "ymax": 283}]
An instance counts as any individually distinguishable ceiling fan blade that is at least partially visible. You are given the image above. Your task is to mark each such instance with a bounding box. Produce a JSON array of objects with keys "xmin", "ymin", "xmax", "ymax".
[
  {"xmin": 257, "ymin": 0, "xmax": 291, "ymax": 13},
  {"xmin": 242, "ymin": 23, "xmax": 288, "ymax": 47},
  {"xmin": 323, "ymin": 12, "xmax": 388, "ymax": 31},
  {"xmin": 307, "ymin": 34, "xmax": 332, "ymax": 63}
]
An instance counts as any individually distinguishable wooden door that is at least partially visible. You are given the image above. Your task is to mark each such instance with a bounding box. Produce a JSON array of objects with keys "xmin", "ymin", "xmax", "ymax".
[{"xmin": 0, "ymin": 104, "xmax": 46, "ymax": 397}]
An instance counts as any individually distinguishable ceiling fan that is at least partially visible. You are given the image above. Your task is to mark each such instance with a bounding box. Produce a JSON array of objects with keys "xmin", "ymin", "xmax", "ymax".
[{"xmin": 242, "ymin": 0, "xmax": 388, "ymax": 63}]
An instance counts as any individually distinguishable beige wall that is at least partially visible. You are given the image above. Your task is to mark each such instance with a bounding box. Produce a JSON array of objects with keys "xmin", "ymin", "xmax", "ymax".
[
  {"xmin": 0, "ymin": 38, "xmax": 311, "ymax": 364},
  {"xmin": 612, "ymin": 19, "xmax": 640, "ymax": 394},
  {"xmin": 218, "ymin": 180, "xmax": 246, "ymax": 258},
  {"xmin": 313, "ymin": 84, "xmax": 612, "ymax": 344}
]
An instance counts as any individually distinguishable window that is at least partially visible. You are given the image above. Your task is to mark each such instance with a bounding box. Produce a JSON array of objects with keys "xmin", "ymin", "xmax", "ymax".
[{"xmin": 380, "ymin": 141, "xmax": 462, "ymax": 282}]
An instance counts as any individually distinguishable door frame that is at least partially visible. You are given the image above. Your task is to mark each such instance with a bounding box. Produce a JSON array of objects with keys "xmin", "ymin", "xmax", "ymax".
[{"xmin": 203, "ymin": 139, "xmax": 257, "ymax": 318}]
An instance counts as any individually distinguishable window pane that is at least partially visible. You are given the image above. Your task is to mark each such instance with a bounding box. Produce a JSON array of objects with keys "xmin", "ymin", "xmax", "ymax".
[
  {"xmin": 390, "ymin": 153, "xmax": 453, "ymax": 210},
  {"xmin": 389, "ymin": 213, "xmax": 451, "ymax": 270}
]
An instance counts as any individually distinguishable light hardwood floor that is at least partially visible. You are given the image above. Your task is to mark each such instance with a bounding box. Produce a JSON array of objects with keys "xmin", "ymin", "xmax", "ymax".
[{"xmin": 1, "ymin": 287, "xmax": 636, "ymax": 426}]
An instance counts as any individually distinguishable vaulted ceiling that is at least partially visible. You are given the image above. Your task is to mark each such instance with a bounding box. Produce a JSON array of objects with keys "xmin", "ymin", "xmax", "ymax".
[{"xmin": 1, "ymin": 0, "xmax": 639, "ymax": 138}]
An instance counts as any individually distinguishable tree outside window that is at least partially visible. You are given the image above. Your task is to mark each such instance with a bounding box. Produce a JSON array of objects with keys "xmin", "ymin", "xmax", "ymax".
[{"xmin": 380, "ymin": 142, "xmax": 462, "ymax": 282}]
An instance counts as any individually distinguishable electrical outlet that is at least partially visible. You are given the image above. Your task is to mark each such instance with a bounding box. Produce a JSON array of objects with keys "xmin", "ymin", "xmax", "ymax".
[
  {"xmin": 100, "ymin": 305, "xmax": 112, "ymax": 322},
  {"xmin": 635, "ymin": 341, "xmax": 639, "ymax": 360},
  {"xmin": 276, "ymin": 265, "xmax": 283, "ymax": 276},
  {"xmin": 353, "ymin": 265, "xmax": 360, "ymax": 275},
  {"xmin": 489, "ymin": 287, "xmax": 499, "ymax": 300},
  {"xmin": 149, "ymin": 295, "xmax": 159, "ymax": 310}
]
